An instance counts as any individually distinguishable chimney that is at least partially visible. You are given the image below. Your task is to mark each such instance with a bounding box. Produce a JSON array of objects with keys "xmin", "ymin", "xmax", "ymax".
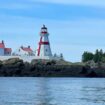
[
  {"xmin": 2, "ymin": 40, "xmax": 4, "ymax": 44},
  {"xmin": 21, "ymin": 46, "xmax": 23, "ymax": 49},
  {"xmin": 28, "ymin": 46, "xmax": 30, "ymax": 48}
]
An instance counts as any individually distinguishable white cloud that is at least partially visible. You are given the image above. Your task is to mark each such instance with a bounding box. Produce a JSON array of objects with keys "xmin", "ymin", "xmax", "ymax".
[
  {"xmin": 0, "ymin": 1, "xmax": 41, "ymax": 9},
  {"xmin": 0, "ymin": 0, "xmax": 105, "ymax": 10},
  {"xmin": 30, "ymin": 0, "xmax": 105, "ymax": 7}
]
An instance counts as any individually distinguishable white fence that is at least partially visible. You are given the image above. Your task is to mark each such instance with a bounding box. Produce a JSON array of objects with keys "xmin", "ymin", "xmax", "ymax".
[{"xmin": 0, "ymin": 56, "xmax": 61, "ymax": 63}]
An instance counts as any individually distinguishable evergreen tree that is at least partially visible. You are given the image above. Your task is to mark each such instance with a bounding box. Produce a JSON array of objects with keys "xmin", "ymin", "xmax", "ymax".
[
  {"xmin": 82, "ymin": 49, "xmax": 105, "ymax": 63},
  {"xmin": 54, "ymin": 53, "xmax": 57, "ymax": 57},
  {"xmin": 60, "ymin": 53, "xmax": 64, "ymax": 60},
  {"xmin": 98, "ymin": 49, "xmax": 103, "ymax": 62},
  {"xmin": 93, "ymin": 49, "xmax": 99, "ymax": 63},
  {"xmin": 93, "ymin": 49, "xmax": 103, "ymax": 63},
  {"xmin": 82, "ymin": 51, "xmax": 94, "ymax": 62}
]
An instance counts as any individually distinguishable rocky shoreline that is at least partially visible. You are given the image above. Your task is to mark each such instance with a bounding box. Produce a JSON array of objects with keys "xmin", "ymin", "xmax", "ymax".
[{"xmin": 0, "ymin": 58, "xmax": 105, "ymax": 77}]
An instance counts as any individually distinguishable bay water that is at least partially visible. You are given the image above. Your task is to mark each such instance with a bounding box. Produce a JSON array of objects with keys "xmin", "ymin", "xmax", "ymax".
[{"xmin": 0, "ymin": 77, "xmax": 105, "ymax": 105}]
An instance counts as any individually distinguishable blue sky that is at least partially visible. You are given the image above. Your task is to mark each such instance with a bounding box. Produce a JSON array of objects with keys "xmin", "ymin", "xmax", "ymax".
[{"xmin": 0, "ymin": 0, "xmax": 105, "ymax": 62}]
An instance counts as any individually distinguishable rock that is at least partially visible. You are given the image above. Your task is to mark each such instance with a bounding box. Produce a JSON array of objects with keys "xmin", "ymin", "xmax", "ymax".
[
  {"xmin": 80, "ymin": 65, "xmax": 90, "ymax": 74},
  {"xmin": 3, "ymin": 58, "xmax": 23, "ymax": 65},
  {"xmin": 0, "ymin": 58, "xmax": 105, "ymax": 77},
  {"xmin": 86, "ymin": 71, "xmax": 98, "ymax": 77}
]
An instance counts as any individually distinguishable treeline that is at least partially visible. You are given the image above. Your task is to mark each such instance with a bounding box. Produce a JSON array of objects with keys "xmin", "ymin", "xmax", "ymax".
[{"xmin": 82, "ymin": 49, "xmax": 105, "ymax": 63}]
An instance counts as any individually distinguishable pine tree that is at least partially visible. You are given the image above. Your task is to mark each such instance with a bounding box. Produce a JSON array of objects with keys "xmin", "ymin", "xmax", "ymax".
[
  {"xmin": 93, "ymin": 49, "xmax": 99, "ymax": 63},
  {"xmin": 82, "ymin": 51, "xmax": 94, "ymax": 62}
]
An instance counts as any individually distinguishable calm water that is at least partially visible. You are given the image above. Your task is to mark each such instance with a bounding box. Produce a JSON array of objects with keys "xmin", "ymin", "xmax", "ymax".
[{"xmin": 0, "ymin": 78, "xmax": 105, "ymax": 105}]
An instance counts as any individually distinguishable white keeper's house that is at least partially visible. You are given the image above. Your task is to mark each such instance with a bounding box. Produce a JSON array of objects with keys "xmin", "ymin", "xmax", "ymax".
[{"xmin": 13, "ymin": 46, "xmax": 35, "ymax": 56}]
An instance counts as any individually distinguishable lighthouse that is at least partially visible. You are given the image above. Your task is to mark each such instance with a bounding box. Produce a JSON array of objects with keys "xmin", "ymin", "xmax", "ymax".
[{"xmin": 37, "ymin": 25, "xmax": 52, "ymax": 57}]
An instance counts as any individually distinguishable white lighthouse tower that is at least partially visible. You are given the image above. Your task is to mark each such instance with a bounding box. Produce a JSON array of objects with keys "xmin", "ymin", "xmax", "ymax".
[{"xmin": 37, "ymin": 25, "xmax": 52, "ymax": 57}]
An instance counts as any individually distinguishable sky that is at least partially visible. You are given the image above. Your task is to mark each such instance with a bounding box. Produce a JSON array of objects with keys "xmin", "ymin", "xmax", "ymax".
[{"xmin": 0, "ymin": 0, "xmax": 105, "ymax": 62}]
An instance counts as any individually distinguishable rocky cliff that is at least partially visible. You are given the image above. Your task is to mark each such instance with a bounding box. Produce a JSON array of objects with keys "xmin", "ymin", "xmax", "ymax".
[{"xmin": 0, "ymin": 58, "xmax": 105, "ymax": 77}]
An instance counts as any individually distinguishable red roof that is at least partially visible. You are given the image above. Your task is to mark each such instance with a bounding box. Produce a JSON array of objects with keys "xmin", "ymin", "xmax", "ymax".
[
  {"xmin": 21, "ymin": 47, "xmax": 33, "ymax": 52},
  {"xmin": 41, "ymin": 32, "xmax": 47, "ymax": 34},
  {"xmin": 0, "ymin": 43, "xmax": 5, "ymax": 48},
  {"xmin": 5, "ymin": 48, "xmax": 12, "ymax": 52},
  {"xmin": 0, "ymin": 41, "xmax": 12, "ymax": 53}
]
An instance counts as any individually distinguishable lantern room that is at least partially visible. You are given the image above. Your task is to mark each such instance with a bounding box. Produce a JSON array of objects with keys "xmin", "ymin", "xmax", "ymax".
[{"xmin": 40, "ymin": 25, "xmax": 48, "ymax": 34}]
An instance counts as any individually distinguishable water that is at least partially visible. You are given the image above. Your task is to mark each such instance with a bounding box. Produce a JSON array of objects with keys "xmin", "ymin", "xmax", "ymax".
[{"xmin": 0, "ymin": 78, "xmax": 105, "ymax": 105}]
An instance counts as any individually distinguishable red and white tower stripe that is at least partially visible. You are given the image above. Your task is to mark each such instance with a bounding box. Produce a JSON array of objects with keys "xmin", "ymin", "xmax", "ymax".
[{"xmin": 37, "ymin": 25, "xmax": 52, "ymax": 57}]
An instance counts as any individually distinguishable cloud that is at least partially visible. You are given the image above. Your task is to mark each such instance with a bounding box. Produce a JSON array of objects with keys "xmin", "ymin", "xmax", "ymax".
[
  {"xmin": 29, "ymin": 0, "xmax": 105, "ymax": 7},
  {"xmin": 0, "ymin": 0, "xmax": 105, "ymax": 21},
  {"xmin": 0, "ymin": 0, "xmax": 42, "ymax": 10}
]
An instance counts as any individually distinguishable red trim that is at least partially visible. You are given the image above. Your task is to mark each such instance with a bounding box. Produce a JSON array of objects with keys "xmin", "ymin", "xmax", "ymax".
[
  {"xmin": 40, "ymin": 42, "xmax": 49, "ymax": 45},
  {"xmin": 41, "ymin": 32, "xmax": 47, "ymax": 34},
  {"xmin": 37, "ymin": 36, "xmax": 42, "ymax": 56},
  {"xmin": 37, "ymin": 34, "xmax": 49, "ymax": 56}
]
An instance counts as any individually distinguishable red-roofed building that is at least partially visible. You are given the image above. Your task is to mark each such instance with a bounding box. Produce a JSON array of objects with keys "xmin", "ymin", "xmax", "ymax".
[
  {"xmin": 14, "ymin": 46, "xmax": 34, "ymax": 56},
  {"xmin": 21, "ymin": 46, "xmax": 33, "ymax": 52},
  {"xmin": 0, "ymin": 40, "xmax": 12, "ymax": 56}
]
